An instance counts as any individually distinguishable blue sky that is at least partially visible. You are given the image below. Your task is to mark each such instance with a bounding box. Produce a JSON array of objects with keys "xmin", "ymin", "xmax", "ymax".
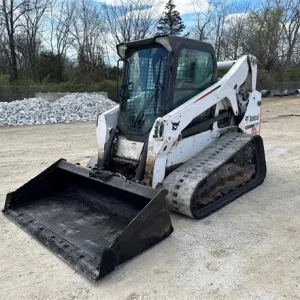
[
  {"xmin": 96, "ymin": 0, "xmax": 261, "ymax": 63},
  {"xmin": 97, "ymin": 0, "xmax": 261, "ymax": 34},
  {"xmin": 179, "ymin": 0, "xmax": 260, "ymax": 34}
]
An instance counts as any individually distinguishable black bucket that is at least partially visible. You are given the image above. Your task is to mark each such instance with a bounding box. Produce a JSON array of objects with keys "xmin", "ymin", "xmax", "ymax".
[{"xmin": 3, "ymin": 159, "xmax": 173, "ymax": 280}]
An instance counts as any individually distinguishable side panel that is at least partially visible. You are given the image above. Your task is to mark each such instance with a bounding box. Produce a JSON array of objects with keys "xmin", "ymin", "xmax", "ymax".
[
  {"xmin": 166, "ymin": 130, "xmax": 214, "ymax": 167},
  {"xmin": 96, "ymin": 105, "xmax": 119, "ymax": 160},
  {"xmin": 149, "ymin": 131, "xmax": 215, "ymax": 188},
  {"xmin": 238, "ymin": 90, "xmax": 261, "ymax": 135},
  {"xmin": 115, "ymin": 136, "xmax": 143, "ymax": 160}
]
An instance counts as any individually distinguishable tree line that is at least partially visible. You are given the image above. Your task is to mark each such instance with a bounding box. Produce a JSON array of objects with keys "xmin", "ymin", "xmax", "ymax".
[
  {"xmin": 0, "ymin": 0, "xmax": 299, "ymax": 91},
  {"xmin": 191, "ymin": 0, "xmax": 300, "ymax": 85}
]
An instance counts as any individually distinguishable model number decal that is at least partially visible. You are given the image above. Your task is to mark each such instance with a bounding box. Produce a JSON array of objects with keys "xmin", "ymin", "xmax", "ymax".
[{"xmin": 250, "ymin": 115, "xmax": 259, "ymax": 122}]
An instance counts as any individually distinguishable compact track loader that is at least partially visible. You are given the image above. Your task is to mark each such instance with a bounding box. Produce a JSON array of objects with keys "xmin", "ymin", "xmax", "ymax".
[{"xmin": 3, "ymin": 35, "xmax": 266, "ymax": 280}]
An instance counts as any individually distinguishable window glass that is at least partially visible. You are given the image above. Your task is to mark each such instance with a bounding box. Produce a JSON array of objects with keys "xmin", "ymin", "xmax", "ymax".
[
  {"xmin": 173, "ymin": 49, "xmax": 214, "ymax": 109},
  {"xmin": 119, "ymin": 47, "xmax": 167, "ymax": 136}
]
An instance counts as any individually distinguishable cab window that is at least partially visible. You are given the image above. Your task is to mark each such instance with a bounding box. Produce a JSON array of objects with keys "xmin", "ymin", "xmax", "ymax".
[{"xmin": 173, "ymin": 48, "xmax": 214, "ymax": 109}]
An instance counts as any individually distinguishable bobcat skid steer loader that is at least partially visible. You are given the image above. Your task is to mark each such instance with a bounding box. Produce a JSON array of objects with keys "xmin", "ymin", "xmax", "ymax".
[{"xmin": 3, "ymin": 35, "xmax": 266, "ymax": 280}]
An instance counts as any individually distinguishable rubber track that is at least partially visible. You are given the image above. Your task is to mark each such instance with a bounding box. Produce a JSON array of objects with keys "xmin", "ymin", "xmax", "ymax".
[{"xmin": 163, "ymin": 132, "xmax": 266, "ymax": 218}]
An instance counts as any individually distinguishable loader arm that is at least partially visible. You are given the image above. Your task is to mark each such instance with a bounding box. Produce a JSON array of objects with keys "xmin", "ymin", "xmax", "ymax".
[{"xmin": 156, "ymin": 55, "xmax": 257, "ymax": 144}]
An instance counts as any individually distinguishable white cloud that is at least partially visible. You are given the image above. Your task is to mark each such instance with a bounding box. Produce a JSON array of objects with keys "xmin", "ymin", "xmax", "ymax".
[
  {"xmin": 99, "ymin": 0, "xmax": 209, "ymax": 16},
  {"xmin": 173, "ymin": 0, "xmax": 209, "ymax": 15},
  {"xmin": 96, "ymin": 0, "xmax": 210, "ymax": 64},
  {"xmin": 99, "ymin": 0, "xmax": 118, "ymax": 4},
  {"xmin": 121, "ymin": 7, "xmax": 156, "ymax": 20},
  {"xmin": 225, "ymin": 12, "xmax": 249, "ymax": 23}
]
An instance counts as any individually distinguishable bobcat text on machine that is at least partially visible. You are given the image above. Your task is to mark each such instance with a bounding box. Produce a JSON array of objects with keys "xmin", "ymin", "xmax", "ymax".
[{"xmin": 3, "ymin": 35, "xmax": 266, "ymax": 281}]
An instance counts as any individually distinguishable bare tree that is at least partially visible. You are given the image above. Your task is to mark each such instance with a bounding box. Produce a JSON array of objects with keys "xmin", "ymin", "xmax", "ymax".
[
  {"xmin": 272, "ymin": 0, "xmax": 300, "ymax": 66},
  {"xmin": 210, "ymin": 0, "xmax": 235, "ymax": 60},
  {"xmin": 48, "ymin": 0, "xmax": 74, "ymax": 55},
  {"xmin": 191, "ymin": 0, "xmax": 214, "ymax": 41},
  {"xmin": 0, "ymin": 26, "xmax": 13, "ymax": 72},
  {"xmin": 19, "ymin": 0, "xmax": 50, "ymax": 81},
  {"xmin": 0, "ymin": 0, "xmax": 33, "ymax": 80},
  {"xmin": 102, "ymin": 0, "xmax": 159, "ymax": 44},
  {"xmin": 69, "ymin": 0, "xmax": 107, "ymax": 82},
  {"xmin": 44, "ymin": 0, "xmax": 75, "ymax": 81},
  {"xmin": 191, "ymin": 0, "xmax": 234, "ymax": 60},
  {"xmin": 242, "ymin": 5, "xmax": 285, "ymax": 71},
  {"xmin": 221, "ymin": 2, "xmax": 251, "ymax": 60}
]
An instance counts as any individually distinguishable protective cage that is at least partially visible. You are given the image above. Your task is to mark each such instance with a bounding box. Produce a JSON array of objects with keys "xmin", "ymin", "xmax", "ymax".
[{"xmin": 3, "ymin": 159, "xmax": 173, "ymax": 280}]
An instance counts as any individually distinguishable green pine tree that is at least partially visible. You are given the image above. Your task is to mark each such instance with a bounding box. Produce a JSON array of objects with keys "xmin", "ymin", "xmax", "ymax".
[{"xmin": 157, "ymin": 0, "xmax": 186, "ymax": 36}]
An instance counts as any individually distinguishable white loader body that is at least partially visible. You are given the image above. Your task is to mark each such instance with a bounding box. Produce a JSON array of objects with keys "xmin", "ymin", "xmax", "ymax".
[{"xmin": 96, "ymin": 55, "xmax": 261, "ymax": 188}]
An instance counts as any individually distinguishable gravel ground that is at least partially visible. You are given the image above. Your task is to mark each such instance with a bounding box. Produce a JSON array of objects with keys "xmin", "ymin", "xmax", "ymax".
[{"xmin": 1, "ymin": 96, "xmax": 300, "ymax": 300}]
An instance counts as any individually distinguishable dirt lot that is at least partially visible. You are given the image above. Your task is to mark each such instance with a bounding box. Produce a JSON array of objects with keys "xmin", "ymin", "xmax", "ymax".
[{"xmin": 1, "ymin": 96, "xmax": 300, "ymax": 300}]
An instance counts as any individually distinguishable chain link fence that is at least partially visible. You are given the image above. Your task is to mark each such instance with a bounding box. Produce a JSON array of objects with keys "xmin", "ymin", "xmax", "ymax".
[
  {"xmin": 0, "ymin": 86, "xmax": 57, "ymax": 102},
  {"xmin": 0, "ymin": 82, "xmax": 117, "ymax": 102},
  {"xmin": 257, "ymin": 81, "xmax": 300, "ymax": 92},
  {"xmin": 1, "ymin": 80, "xmax": 299, "ymax": 102}
]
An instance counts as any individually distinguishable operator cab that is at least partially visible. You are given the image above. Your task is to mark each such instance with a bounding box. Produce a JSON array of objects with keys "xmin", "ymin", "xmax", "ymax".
[{"xmin": 117, "ymin": 35, "xmax": 218, "ymax": 142}]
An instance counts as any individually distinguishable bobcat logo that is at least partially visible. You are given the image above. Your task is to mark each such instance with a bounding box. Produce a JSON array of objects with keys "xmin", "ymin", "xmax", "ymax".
[{"xmin": 171, "ymin": 121, "xmax": 180, "ymax": 131}]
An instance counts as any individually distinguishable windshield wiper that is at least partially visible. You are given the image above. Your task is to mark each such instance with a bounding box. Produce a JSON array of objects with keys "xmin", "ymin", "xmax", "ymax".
[{"xmin": 132, "ymin": 58, "xmax": 163, "ymax": 129}]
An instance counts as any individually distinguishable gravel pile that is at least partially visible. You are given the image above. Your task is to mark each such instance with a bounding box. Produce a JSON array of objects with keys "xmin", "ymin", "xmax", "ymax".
[{"xmin": 0, "ymin": 93, "xmax": 117, "ymax": 126}]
